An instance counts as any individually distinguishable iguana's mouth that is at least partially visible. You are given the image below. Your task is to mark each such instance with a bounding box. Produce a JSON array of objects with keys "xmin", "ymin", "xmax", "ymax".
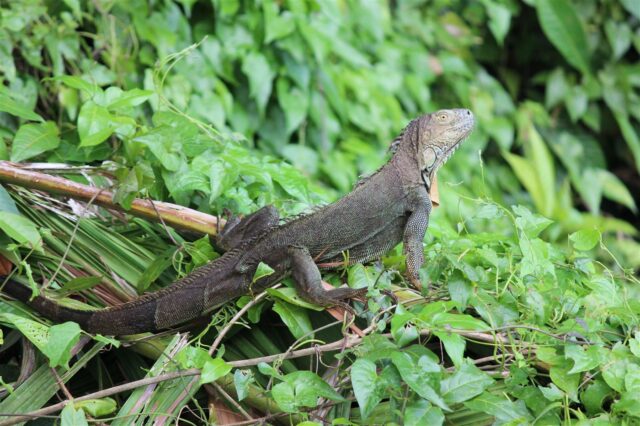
[{"xmin": 442, "ymin": 127, "xmax": 473, "ymax": 163}]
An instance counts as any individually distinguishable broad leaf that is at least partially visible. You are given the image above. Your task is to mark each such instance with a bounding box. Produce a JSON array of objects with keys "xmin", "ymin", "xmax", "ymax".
[
  {"xmin": 77, "ymin": 101, "xmax": 113, "ymax": 147},
  {"xmin": 10, "ymin": 121, "xmax": 60, "ymax": 162},
  {"xmin": 0, "ymin": 92, "xmax": 43, "ymax": 121},
  {"xmin": 43, "ymin": 322, "xmax": 82, "ymax": 368},
  {"xmin": 536, "ymin": 0, "xmax": 590, "ymax": 73}
]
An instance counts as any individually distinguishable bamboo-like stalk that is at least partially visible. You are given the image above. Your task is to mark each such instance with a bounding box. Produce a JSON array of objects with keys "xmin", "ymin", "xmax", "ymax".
[{"xmin": 0, "ymin": 161, "xmax": 223, "ymax": 236}]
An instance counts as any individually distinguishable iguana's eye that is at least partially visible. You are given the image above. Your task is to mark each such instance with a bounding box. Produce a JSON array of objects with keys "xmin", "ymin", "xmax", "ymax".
[{"xmin": 437, "ymin": 112, "xmax": 449, "ymax": 121}]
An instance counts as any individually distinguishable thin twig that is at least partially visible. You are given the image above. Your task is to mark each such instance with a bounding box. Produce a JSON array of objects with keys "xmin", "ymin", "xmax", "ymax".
[
  {"xmin": 227, "ymin": 335, "xmax": 363, "ymax": 368},
  {"xmin": 50, "ymin": 368, "xmax": 74, "ymax": 401},
  {"xmin": 209, "ymin": 290, "xmax": 271, "ymax": 356},
  {"xmin": 207, "ymin": 382, "xmax": 253, "ymax": 420}
]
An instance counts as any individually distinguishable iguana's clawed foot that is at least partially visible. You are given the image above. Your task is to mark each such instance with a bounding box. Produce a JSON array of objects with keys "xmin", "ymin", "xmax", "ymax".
[
  {"xmin": 323, "ymin": 286, "xmax": 367, "ymax": 313},
  {"xmin": 325, "ymin": 287, "xmax": 367, "ymax": 315},
  {"xmin": 380, "ymin": 289, "xmax": 399, "ymax": 305},
  {"xmin": 217, "ymin": 206, "xmax": 280, "ymax": 251},
  {"xmin": 408, "ymin": 275, "xmax": 423, "ymax": 291}
]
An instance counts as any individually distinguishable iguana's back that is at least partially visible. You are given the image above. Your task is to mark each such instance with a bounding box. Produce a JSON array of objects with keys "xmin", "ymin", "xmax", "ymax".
[{"xmin": 244, "ymin": 161, "xmax": 411, "ymax": 266}]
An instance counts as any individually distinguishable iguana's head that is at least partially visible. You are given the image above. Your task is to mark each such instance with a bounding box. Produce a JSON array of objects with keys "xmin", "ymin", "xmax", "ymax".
[{"xmin": 411, "ymin": 108, "xmax": 475, "ymax": 189}]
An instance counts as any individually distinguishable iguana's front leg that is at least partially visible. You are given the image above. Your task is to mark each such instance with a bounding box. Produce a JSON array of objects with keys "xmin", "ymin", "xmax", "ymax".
[
  {"xmin": 403, "ymin": 187, "xmax": 432, "ymax": 290},
  {"xmin": 217, "ymin": 205, "xmax": 279, "ymax": 251},
  {"xmin": 288, "ymin": 246, "xmax": 367, "ymax": 312}
]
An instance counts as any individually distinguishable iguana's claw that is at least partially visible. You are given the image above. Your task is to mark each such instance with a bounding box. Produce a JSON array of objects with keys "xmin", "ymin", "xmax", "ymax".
[
  {"xmin": 408, "ymin": 276, "xmax": 423, "ymax": 291},
  {"xmin": 380, "ymin": 289, "xmax": 399, "ymax": 305}
]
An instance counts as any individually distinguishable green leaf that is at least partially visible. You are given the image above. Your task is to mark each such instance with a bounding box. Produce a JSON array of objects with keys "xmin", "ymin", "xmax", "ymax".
[
  {"xmin": 60, "ymin": 404, "xmax": 89, "ymax": 426},
  {"xmin": 272, "ymin": 371, "xmax": 344, "ymax": 413},
  {"xmin": 390, "ymin": 352, "xmax": 449, "ymax": 411},
  {"xmin": 624, "ymin": 362, "xmax": 640, "ymax": 393},
  {"xmin": 199, "ymin": 358, "xmax": 232, "ymax": 385},
  {"xmin": 0, "ymin": 92, "xmax": 43, "ymax": 122},
  {"xmin": 434, "ymin": 331, "xmax": 466, "ymax": 367},
  {"xmin": 176, "ymin": 345, "xmax": 211, "ymax": 369},
  {"xmin": 106, "ymin": 88, "xmax": 153, "ymax": 110},
  {"xmin": 0, "ymin": 313, "xmax": 49, "ymax": 353},
  {"xmin": 630, "ymin": 333, "xmax": 640, "ymax": 358},
  {"xmin": 539, "ymin": 383, "xmax": 564, "ymax": 401},
  {"xmin": 10, "ymin": 121, "xmax": 60, "ymax": 162},
  {"xmin": 440, "ymin": 362, "xmax": 494, "ymax": 404},
  {"xmin": 62, "ymin": 0, "xmax": 81, "ymax": 18},
  {"xmin": 0, "ymin": 184, "xmax": 19, "ymax": 215},
  {"xmin": 134, "ymin": 127, "xmax": 183, "ymax": 171},
  {"xmin": 464, "ymin": 392, "xmax": 533, "ymax": 423},
  {"xmin": 277, "ymin": 78, "xmax": 309, "ymax": 134},
  {"xmin": 599, "ymin": 169, "xmax": 637, "ymax": 212},
  {"xmin": 569, "ymin": 228, "xmax": 600, "ymax": 251},
  {"xmin": 483, "ymin": 0, "xmax": 511, "ymax": 45},
  {"xmin": 267, "ymin": 163, "xmax": 310, "ymax": 201},
  {"xmin": 233, "ymin": 369, "xmax": 253, "ymax": 401},
  {"xmin": 43, "ymin": 322, "xmax": 82, "ymax": 369},
  {"xmin": 54, "ymin": 75, "xmax": 99, "ymax": 97},
  {"xmin": 252, "ymin": 261, "xmax": 275, "ymax": 283},
  {"xmin": 611, "ymin": 110, "xmax": 640, "ymax": 175},
  {"xmin": 74, "ymin": 398, "xmax": 117, "ymax": 417},
  {"xmin": 351, "ymin": 359, "xmax": 383, "ymax": 419},
  {"xmin": 621, "ymin": 0, "xmax": 640, "ymax": 19},
  {"xmin": 404, "ymin": 400, "xmax": 444, "ymax": 426},
  {"xmin": 521, "ymin": 115, "xmax": 556, "ymax": 216},
  {"xmin": 263, "ymin": 2, "xmax": 295, "ymax": 43},
  {"xmin": 536, "ymin": 0, "xmax": 590, "ymax": 73},
  {"xmin": 581, "ymin": 379, "xmax": 614, "ymax": 416},
  {"xmin": 565, "ymin": 345, "xmax": 603, "ymax": 374},
  {"xmin": 272, "ymin": 300, "xmax": 312, "ymax": 340},
  {"xmin": 209, "ymin": 160, "xmax": 236, "ymax": 203},
  {"xmin": 390, "ymin": 309, "xmax": 419, "ymax": 347},
  {"xmin": 241, "ymin": 52, "xmax": 274, "ymax": 113},
  {"xmin": 602, "ymin": 344, "xmax": 632, "ymax": 392},
  {"xmin": 565, "ymin": 86, "xmax": 587, "ymax": 122},
  {"xmin": 0, "ymin": 211, "xmax": 42, "ymax": 250},
  {"xmin": 545, "ymin": 68, "xmax": 568, "ymax": 109},
  {"xmin": 549, "ymin": 364, "xmax": 580, "ymax": 397},
  {"xmin": 77, "ymin": 101, "xmax": 113, "ymax": 147},
  {"xmin": 604, "ymin": 21, "xmax": 631, "ymax": 60},
  {"xmin": 257, "ymin": 362, "xmax": 280, "ymax": 378},
  {"xmin": 347, "ymin": 263, "xmax": 375, "ymax": 289},
  {"xmin": 512, "ymin": 205, "xmax": 553, "ymax": 238},
  {"xmin": 431, "ymin": 313, "xmax": 490, "ymax": 331}
]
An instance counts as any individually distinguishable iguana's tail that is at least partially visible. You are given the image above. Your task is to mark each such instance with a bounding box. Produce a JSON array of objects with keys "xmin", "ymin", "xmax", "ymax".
[{"xmin": 0, "ymin": 256, "xmax": 246, "ymax": 335}]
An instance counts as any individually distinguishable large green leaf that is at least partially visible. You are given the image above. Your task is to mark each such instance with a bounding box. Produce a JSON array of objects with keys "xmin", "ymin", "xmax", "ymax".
[
  {"xmin": 351, "ymin": 359, "xmax": 383, "ymax": 419},
  {"xmin": 0, "ymin": 211, "xmax": 42, "ymax": 250},
  {"xmin": 77, "ymin": 101, "xmax": 113, "ymax": 147},
  {"xmin": 0, "ymin": 92, "xmax": 43, "ymax": 122},
  {"xmin": 10, "ymin": 121, "xmax": 60, "ymax": 162},
  {"xmin": 536, "ymin": 0, "xmax": 590, "ymax": 73},
  {"xmin": 241, "ymin": 52, "xmax": 274, "ymax": 113}
]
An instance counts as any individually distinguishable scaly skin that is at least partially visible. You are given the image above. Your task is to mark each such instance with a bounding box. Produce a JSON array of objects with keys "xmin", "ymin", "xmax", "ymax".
[{"xmin": 1, "ymin": 109, "xmax": 475, "ymax": 335}]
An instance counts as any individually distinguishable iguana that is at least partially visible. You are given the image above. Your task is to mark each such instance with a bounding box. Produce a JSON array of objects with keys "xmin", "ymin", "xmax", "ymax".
[{"xmin": 1, "ymin": 109, "xmax": 474, "ymax": 335}]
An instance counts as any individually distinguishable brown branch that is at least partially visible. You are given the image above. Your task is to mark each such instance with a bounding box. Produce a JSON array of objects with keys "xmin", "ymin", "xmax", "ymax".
[{"xmin": 0, "ymin": 161, "xmax": 223, "ymax": 236}]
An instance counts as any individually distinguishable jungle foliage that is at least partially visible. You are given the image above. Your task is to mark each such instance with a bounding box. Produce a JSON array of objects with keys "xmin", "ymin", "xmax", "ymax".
[{"xmin": 0, "ymin": 0, "xmax": 639, "ymax": 424}]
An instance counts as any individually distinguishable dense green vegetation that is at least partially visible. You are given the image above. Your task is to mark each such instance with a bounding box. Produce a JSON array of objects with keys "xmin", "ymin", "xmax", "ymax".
[{"xmin": 0, "ymin": 0, "xmax": 639, "ymax": 424}]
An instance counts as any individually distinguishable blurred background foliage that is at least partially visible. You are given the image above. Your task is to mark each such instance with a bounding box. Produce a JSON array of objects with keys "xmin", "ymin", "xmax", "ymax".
[
  {"xmin": 1, "ymin": 0, "xmax": 640, "ymax": 423},
  {"xmin": 1, "ymin": 0, "xmax": 638, "ymax": 267}
]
